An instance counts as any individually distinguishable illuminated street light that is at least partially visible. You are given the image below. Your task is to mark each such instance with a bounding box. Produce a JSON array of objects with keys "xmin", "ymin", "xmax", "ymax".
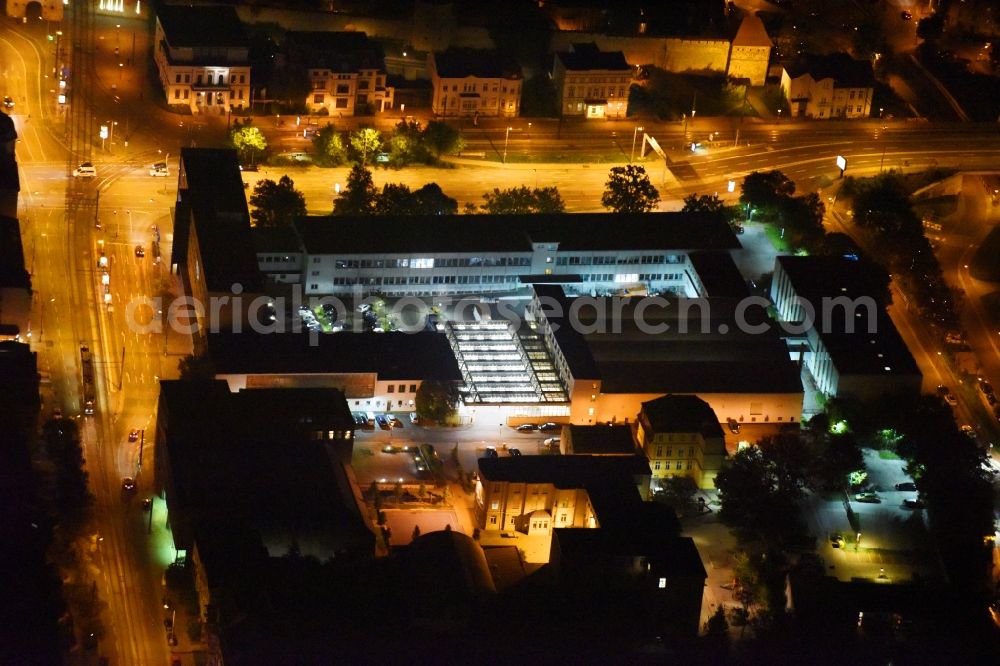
[
  {"xmin": 630, "ymin": 125, "xmax": 644, "ymax": 162},
  {"xmin": 728, "ymin": 180, "xmax": 736, "ymax": 193},
  {"xmin": 502, "ymin": 126, "xmax": 512, "ymax": 164}
]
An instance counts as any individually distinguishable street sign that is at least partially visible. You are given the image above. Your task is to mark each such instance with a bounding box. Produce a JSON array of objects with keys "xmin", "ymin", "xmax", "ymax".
[{"xmin": 836, "ymin": 155, "xmax": 847, "ymax": 171}]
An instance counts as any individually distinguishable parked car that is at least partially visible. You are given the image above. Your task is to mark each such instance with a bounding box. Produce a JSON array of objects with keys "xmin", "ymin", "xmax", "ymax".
[
  {"xmin": 727, "ymin": 418, "xmax": 740, "ymax": 434},
  {"xmin": 543, "ymin": 437, "xmax": 560, "ymax": 448},
  {"xmin": 409, "ymin": 412, "xmax": 420, "ymax": 424},
  {"xmin": 389, "ymin": 416, "xmax": 403, "ymax": 428},
  {"xmin": 375, "ymin": 415, "xmax": 391, "ymax": 430},
  {"xmin": 509, "ymin": 448, "xmax": 522, "ymax": 456},
  {"xmin": 830, "ymin": 533, "xmax": 845, "ymax": 548},
  {"xmin": 484, "ymin": 447, "xmax": 498, "ymax": 458},
  {"xmin": 539, "ymin": 422, "xmax": 561, "ymax": 432},
  {"xmin": 902, "ymin": 498, "xmax": 925, "ymax": 509},
  {"xmin": 515, "ymin": 423, "xmax": 538, "ymax": 432},
  {"xmin": 855, "ymin": 491, "xmax": 881, "ymax": 503},
  {"xmin": 894, "ymin": 482, "xmax": 917, "ymax": 491}
]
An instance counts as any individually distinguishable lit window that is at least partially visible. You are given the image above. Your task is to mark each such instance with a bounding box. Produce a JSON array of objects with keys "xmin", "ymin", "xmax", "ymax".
[
  {"xmin": 411, "ymin": 258, "xmax": 434, "ymax": 269},
  {"xmin": 658, "ymin": 578, "xmax": 667, "ymax": 588},
  {"xmin": 614, "ymin": 273, "xmax": 639, "ymax": 283}
]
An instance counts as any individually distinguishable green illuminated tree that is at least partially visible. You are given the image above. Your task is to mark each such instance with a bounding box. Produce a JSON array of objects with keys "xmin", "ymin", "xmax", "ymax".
[
  {"xmin": 312, "ymin": 126, "xmax": 347, "ymax": 167},
  {"xmin": 228, "ymin": 123, "xmax": 267, "ymax": 165},
  {"xmin": 350, "ymin": 127, "xmax": 383, "ymax": 165},
  {"xmin": 601, "ymin": 165, "xmax": 660, "ymax": 213}
]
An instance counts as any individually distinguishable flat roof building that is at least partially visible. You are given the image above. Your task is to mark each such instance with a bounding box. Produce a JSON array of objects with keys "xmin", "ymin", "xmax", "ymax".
[
  {"xmin": 254, "ymin": 212, "xmax": 741, "ymax": 298},
  {"xmin": 561, "ymin": 424, "xmax": 637, "ymax": 456},
  {"xmin": 771, "ymin": 255, "xmax": 921, "ymax": 401}
]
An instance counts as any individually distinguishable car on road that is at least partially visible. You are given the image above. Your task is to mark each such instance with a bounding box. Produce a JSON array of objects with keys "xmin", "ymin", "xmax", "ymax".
[
  {"xmin": 960, "ymin": 424, "xmax": 975, "ymax": 437},
  {"xmin": 239, "ymin": 163, "xmax": 258, "ymax": 172},
  {"xmin": 830, "ymin": 533, "xmax": 846, "ymax": 548},
  {"xmin": 944, "ymin": 393, "xmax": 958, "ymax": 406},
  {"xmin": 72, "ymin": 162, "xmax": 96, "ymax": 177},
  {"xmin": 894, "ymin": 481, "xmax": 917, "ymax": 491},
  {"xmin": 484, "ymin": 447, "xmax": 498, "ymax": 458},
  {"xmin": 979, "ymin": 380, "xmax": 994, "ymax": 396},
  {"xmin": 134, "ymin": 244, "xmax": 145, "ymax": 258},
  {"xmin": 543, "ymin": 437, "xmax": 561, "ymax": 448},
  {"xmin": 855, "ymin": 491, "xmax": 881, "ymax": 503},
  {"xmin": 149, "ymin": 162, "xmax": 169, "ymax": 177},
  {"xmin": 515, "ymin": 423, "xmax": 538, "ymax": 432},
  {"xmin": 3, "ymin": 96, "xmax": 13, "ymax": 109},
  {"xmin": 121, "ymin": 477, "xmax": 136, "ymax": 492},
  {"xmin": 539, "ymin": 422, "xmax": 561, "ymax": 432},
  {"xmin": 903, "ymin": 498, "xmax": 925, "ymax": 510},
  {"xmin": 901, "ymin": 10, "xmax": 912, "ymax": 20},
  {"xmin": 509, "ymin": 448, "xmax": 522, "ymax": 456},
  {"xmin": 128, "ymin": 429, "xmax": 139, "ymax": 442}
]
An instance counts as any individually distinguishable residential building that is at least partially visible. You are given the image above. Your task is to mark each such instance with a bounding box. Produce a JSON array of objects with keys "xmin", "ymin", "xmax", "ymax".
[
  {"xmin": 636, "ymin": 394, "xmax": 727, "ymax": 489},
  {"xmin": 474, "ymin": 454, "xmax": 652, "ymax": 533},
  {"xmin": 529, "ymin": 284, "xmax": 805, "ymax": 427},
  {"xmin": 283, "ymin": 31, "xmax": 394, "ymax": 117},
  {"xmin": 205, "ymin": 330, "xmax": 463, "ymax": 415},
  {"xmin": 255, "ymin": 212, "xmax": 741, "ymax": 298},
  {"xmin": 552, "ymin": 43, "xmax": 632, "ymax": 119},
  {"xmin": 780, "ymin": 53, "xmax": 875, "ymax": 119},
  {"xmin": 154, "ymin": 5, "xmax": 251, "ymax": 114},
  {"xmin": 770, "ymin": 255, "xmax": 921, "ymax": 401},
  {"xmin": 428, "ymin": 48, "xmax": 522, "ymax": 117}
]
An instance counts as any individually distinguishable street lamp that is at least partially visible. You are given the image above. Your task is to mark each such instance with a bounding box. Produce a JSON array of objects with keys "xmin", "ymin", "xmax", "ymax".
[
  {"xmin": 630, "ymin": 125, "xmax": 644, "ymax": 162},
  {"xmin": 502, "ymin": 126, "xmax": 512, "ymax": 164},
  {"xmin": 879, "ymin": 107, "xmax": 884, "ymax": 119}
]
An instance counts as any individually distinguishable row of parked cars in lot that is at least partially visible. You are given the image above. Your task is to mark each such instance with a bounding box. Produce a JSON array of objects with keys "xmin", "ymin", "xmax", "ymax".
[
  {"xmin": 514, "ymin": 422, "xmax": 562, "ymax": 433},
  {"xmin": 352, "ymin": 411, "xmax": 419, "ymax": 430}
]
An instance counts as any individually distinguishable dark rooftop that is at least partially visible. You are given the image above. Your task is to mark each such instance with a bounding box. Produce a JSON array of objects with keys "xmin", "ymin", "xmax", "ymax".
[
  {"xmin": 477, "ymin": 454, "xmax": 650, "ymax": 487},
  {"xmin": 252, "ymin": 225, "xmax": 304, "ymax": 254},
  {"xmin": 785, "ymin": 53, "xmax": 875, "ymax": 89},
  {"xmin": 173, "ymin": 149, "xmax": 262, "ymax": 293},
  {"xmin": 776, "ymin": 256, "xmax": 918, "ymax": 378},
  {"xmin": 566, "ymin": 424, "xmax": 637, "ymax": 455},
  {"xmin": 157, "ymin": 5, "xmax": 248, "ymax": 49},
  {"xmin": 284, "ymin": 31, "xmax": 386, "ymax": 72},
  {"xmin": 207, "ymin": 331, "xmax": 463, "ymax": 382},
  {"xmin": 0, "ymin": 217, "xmax": 29, "ymax": 290},
  {"xmin": 294, "ymin": 212, "xmax": 740, "ymax": 255},
  {"xmin": 432, "ymin": 48, "xmax": 522, "ymax": 79},
  {"xmin": 158, "ymin": 380, "xmax": 370, "ymax": 556},
  {"xmin": 688, "ymin": 251, "xmax": 750, "ymax": 298},
  {"xmin": 554, "ymin": 530, "xmax": 706, "ymax": 580},
  {"xmin": 640, "ymin": 395, "xmax": 725, "ymax": 437},
  {"xmin": 556, "ymin": 43, "xmax": 630, "ymax": 71}
]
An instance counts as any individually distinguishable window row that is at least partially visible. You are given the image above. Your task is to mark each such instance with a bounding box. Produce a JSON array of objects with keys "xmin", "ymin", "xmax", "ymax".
[
  {"xmin": 385, "ymin": 384, "xmax": 417, "ymax": 394},
  {"xmin": 653, "ymin": 460, "xmax": 693, "ymax": 471},
  {"xmin": 556, "ymin": 254, "xmax": 684, "ymax": 266},
  {"xmin": 330, "ymin": 257, "xmax": 533, "ymax": 269},
  {"xmin": 174, "ymin": 72, "xmax": 245, "ymax": 85}
]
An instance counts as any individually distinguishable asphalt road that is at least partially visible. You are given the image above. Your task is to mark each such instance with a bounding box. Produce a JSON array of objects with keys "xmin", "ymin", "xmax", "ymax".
[{"xmin": 7, "ymin": 7, "xmax": 1000, "ymax": 663}]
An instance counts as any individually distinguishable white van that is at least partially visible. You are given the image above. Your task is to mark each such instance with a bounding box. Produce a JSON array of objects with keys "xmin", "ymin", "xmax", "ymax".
[
  {"xmin": 73, "ymin": 162, "xmax": 96, "ymax": 177},
  {"xmin": 149, "ymin": 162, "xmax": 169, "ymax": 177}
]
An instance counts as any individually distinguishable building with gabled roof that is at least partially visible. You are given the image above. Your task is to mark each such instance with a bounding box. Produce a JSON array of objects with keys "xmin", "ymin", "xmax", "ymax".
[
  {"xmin": 727, "ymin": 12, "xmax": 772, "ymax": 85},
  {"xmin": 636, "ymin": 394, "xmax": 727, "ymax": 489},
  {"xmin": 780, "ymin": 53, "xmax": 875, "ymax": 119},
  {"xmin": 283, "ymin": 31, "xmax": 394, "ymax": 116},
  {"xmin": 154, "ymin": 5, "xmax": 250, "ymax": 113},
  {"xmin": 552, "ymin": 43, "xmax": 633, "ymax": 119},
  {"xmin": 428, "ymin": 48, "xmax": 522, "ymax": 117}
]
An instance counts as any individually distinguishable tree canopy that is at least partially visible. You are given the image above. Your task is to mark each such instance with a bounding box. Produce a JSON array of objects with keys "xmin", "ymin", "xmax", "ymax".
[
  {"xmin": 312, "ymin": 126, "xmax": 348, "ymax": 167},
  {"xmin": 228, "ymin": 123, "xmax": 267, "ymax": 164},
  {"xmin": 601, "ymin": 165, "xmax": 661, "ymax": 213},
  {"xmin": 349, "ymin": 128, "xmax": 383, "ymax": 165},
  {"xmin": 373, "ymin": 182, "xmax": 458, "ymax": 216},
  {"xmin": 479, "ymin": 186, "xmax": 566, "ymax": 214},
  {"xmin": 333, "ymin": 164, "xmax": 378, "ymax": 215},
  {"xmin": 249, "ymin": 175, "xmax": 307, "ymax": 228},
  {"xmin": 414, "ymin": 380, "xmax": 462, "ymax": 425}
]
